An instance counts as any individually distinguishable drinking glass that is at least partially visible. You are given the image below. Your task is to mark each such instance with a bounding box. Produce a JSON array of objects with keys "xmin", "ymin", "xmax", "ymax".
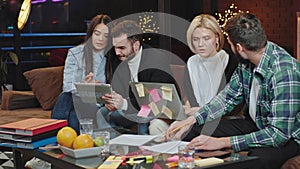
[
  {"xmin": 79, "ymin": 118, "xmax": 93, "ymax": 136},
  {"xmin": 178, "ymin": 144, "xmax": 195, "ymax": 168}
]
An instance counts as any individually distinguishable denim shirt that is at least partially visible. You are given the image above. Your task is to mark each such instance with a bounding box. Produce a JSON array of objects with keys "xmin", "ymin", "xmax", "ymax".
[{"xmin": 63, "ymin": 44, "xmax": 107, "ymax": 93}]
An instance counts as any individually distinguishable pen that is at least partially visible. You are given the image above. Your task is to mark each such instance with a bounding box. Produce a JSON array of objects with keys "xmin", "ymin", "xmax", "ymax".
[
  {"xmin": 166, "ymin": 121, "xmax": 190, "ymax": 137},
  {"xmin": 126, "ymin": 155, "xmax": 152, "ymax": 161}
]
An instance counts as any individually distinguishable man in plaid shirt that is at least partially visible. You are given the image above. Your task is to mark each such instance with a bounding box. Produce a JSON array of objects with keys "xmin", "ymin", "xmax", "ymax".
[{"xmin": 165, "ymin": 13, "xmax": 300, "ymax": 169}]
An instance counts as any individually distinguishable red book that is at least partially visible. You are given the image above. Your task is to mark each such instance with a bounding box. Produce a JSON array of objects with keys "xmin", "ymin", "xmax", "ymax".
[{"xmin": 0, "ymin": 118, "xmax": 67, "ymax": 136}]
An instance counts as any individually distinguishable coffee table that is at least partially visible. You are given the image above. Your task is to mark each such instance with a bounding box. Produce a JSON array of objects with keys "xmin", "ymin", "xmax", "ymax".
[{"xmin": 12, "ymin": 144, "xmax": 259, "ymax": 169}]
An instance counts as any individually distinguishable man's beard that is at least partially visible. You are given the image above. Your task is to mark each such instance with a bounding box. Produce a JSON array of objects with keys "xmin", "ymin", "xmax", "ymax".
[
  {"xmin": 234, "ymin": 52, "xmax": 250, "ymax": 65},
  {"xmin": 118, "ymin": 46, "xmax": 135, "ymax": 61},
  {"xmin": 126, "ymin": 46, "xmax": 136, "ymax": 60}
]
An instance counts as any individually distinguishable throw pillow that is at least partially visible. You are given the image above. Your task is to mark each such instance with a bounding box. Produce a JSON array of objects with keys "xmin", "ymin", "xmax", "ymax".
[{"xmin": 23, "ymin": 66, "xmax": 64, "ymax": 110}]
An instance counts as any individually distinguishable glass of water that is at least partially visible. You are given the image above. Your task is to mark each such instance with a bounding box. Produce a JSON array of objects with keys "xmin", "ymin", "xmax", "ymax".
[
  {"xmin": 178, "ymin": 144, "xmax": 195, "ymax": 168},
  {"xmin": 79, "ymin": 118, "xmax": 93, "ymax": 136}
]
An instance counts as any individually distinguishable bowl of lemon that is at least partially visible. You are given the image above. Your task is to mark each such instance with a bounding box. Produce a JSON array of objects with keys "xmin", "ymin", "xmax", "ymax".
[{"xmin": 57, "ymin": 127, "xmax": 104, "ymax": 158}]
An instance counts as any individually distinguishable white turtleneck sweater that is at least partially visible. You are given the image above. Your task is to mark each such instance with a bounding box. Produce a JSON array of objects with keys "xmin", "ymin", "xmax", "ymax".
[{"xmin": 187, "ymin": 50, "xmax": 229, "ymax": 107}]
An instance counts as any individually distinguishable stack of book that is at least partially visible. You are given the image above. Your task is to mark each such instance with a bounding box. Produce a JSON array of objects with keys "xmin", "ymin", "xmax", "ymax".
[{"xmin": 0, "ymin": 118, "xmax": 67, "ymax": 149}]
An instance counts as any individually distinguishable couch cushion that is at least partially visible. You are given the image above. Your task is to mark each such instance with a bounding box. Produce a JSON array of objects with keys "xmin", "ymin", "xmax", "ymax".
[
  {"xmin": 1, "ymin": 90, "xmax": 40, "ymax": 110},
  {"xmin": 23, "ymin": 66, "xmax": 64, "ymax": 110}
]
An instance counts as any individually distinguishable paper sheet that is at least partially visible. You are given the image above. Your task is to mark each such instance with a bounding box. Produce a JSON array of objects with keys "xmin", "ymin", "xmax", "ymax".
[
  {"xmin": 142, "ymin": 141, "xmax": 189, "ymax": 154},
  {"xmin": 109, "ymin": 134, "xmax": 157, "ymax": 146}
]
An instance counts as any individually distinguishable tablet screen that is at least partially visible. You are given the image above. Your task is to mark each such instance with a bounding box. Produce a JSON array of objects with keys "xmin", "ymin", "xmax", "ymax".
[{"xmin": 74, "ymin": 83, "xmax": 112, "ymax": 104}]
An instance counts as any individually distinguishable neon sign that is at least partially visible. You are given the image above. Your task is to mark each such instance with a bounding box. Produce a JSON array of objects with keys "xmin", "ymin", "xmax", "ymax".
[{"xmin": 31, "ymin": 0, "xmax": 64, "ymax": 4}]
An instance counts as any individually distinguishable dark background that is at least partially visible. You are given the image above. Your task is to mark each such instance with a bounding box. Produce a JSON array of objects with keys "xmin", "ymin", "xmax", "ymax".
[{"xmin": 0, "ymin": 0, "xmax": 299, "ymax": 90}]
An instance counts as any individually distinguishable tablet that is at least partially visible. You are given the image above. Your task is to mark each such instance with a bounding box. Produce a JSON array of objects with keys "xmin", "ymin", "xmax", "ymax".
[
  {"xmin": 130, "ymin": 82, "xmax": 187, "ymax": 120},
  {"xmin": 74, "ymin": 82, "xmax": 112, "ymax": 104}
]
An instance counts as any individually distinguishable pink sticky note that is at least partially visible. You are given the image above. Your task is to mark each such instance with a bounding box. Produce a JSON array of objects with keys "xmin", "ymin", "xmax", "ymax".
[
  {"xmin": 137, "ymin": 105, "xmax": 151, "ymax": 117},
  {"xmin": 167, "ymin": 155, "xmax": 179, "ymax": 162},
  {"xmin": 149, "ymin": 88, "xmax": 161, "ymax": 102}
]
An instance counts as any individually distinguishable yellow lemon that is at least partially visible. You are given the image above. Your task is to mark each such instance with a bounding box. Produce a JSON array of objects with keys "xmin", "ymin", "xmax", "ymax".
[
  {"xmin": 57, "ymin": 127, "xmax": 77, "ymax": 148},
  {"xmin": 72, "ymin": 134, "xmax": 94, "ymax": 150}
]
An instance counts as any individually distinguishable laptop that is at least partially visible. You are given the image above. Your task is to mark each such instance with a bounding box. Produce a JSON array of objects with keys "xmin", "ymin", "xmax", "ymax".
[
  {"xmin": 74, "ymin": 82, "xmax": 112, "ymax": 104},
  {"xmin": 130, "ymin": 82, "xmax": 187, "ymax": 121}
]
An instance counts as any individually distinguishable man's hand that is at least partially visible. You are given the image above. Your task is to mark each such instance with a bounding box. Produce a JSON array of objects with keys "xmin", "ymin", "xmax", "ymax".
[
  {"xmin": 188, "ymin": 135, "xmax": 231, "ymax": 150},
  {"xmin": 102, "ymin": 91, "xmax": 124, "ymax": 110},
  {"xmin": 164, "ymin": 116, "xmax": 196, "ymax": 141},
  {"xmin": 183, "ymin": 105, "xmax": 200, "ymax": 116},
  {"xmin": 105, "ymin": 104, "xmax": 117, "ymax": 111}
]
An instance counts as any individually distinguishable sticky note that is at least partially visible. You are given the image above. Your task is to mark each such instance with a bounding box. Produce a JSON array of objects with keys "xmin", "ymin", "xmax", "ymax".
[
  {"xmin": 161, "ymin": 86, "xmax": 173, "ymax": 101},
  {"xmin": 98, "ymin": 156, "xmax": 123, "ymax": 169},
  {"xmin": 194, "ymin": 157, "xmax": 224, "ymax": 167},
  {"xmin": 167, "ymin": 155, "xmax": 179, "ymax": 162},
  {"xmin": 162, "ymin": 105, "xmax": 173, "ymax": 119},
  {"xmin": 137, "ymin": 105, "xmax": 151, "ymax": 117},
  {"xmin": 149, "ymin": 102, "xmax": 160, "ymax": 116},
  {"xmin": 149, "ymin": 88, "xmax": 161, "ymax": 102},
  {"xmin": 135, "ymin": 83, "xmax": 145, "ymax": 97}
]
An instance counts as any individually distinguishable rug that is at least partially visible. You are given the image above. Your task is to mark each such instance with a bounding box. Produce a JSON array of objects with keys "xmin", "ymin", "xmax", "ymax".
[{"xmin": 0, "ymin": 151, "xmax": 13, "ymax": 169}]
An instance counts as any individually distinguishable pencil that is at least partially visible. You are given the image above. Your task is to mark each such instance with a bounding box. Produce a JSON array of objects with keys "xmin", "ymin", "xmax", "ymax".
[{"xmin": 167, "ymin": 121, "xmax": 190, "ymax": 136}]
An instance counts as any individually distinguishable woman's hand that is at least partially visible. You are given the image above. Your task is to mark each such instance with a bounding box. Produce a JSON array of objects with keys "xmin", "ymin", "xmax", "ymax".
[
  {"xmin": 84, "ymin": 72, "xmax": 94, "ymax": 83},
  {"xmin": 84, "ymin": 72, "xmax": 102, "ymax": 83}
]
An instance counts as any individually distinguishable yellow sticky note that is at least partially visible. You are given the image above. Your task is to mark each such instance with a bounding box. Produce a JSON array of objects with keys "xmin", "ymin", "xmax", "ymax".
[
  {"xmin": 149, "ymin": 102, "xmax": 160, "ymax": 116},
  {"xmin": 195, "ymin": 157, "xmax": 224, "ymax": 167},
  {"xmin": 162, "ymin": 105, "xmax": 173, "ymax": 119},
  {"xmin": 161, "ymin": 86, "xmax": 173, "ymax": 101},
  {"xmin": 135, "ymin": 83, "xmax": 145, "ymax": 97},
  {"xmin": 98, "ymin": 156, "xmax": 123, "ymax": 169}
]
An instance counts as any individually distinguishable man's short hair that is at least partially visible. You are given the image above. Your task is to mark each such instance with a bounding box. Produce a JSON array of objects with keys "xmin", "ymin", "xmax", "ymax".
[
  {"xmin": 111, "ymin": 20, "xmax": 143, "ymax": 43},
  {"xmin": 224, "ymin": 13, "xmax": 267, "ymax": 51}
]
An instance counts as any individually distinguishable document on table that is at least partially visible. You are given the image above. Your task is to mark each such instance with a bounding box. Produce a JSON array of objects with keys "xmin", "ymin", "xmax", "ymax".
[
  {"xmin": 109, "ymin": 134, "xmax": 157, "ymax": 146},
  {"xmin": 142, "ymin": 141, "xmax": 189, "ymax": 154}
]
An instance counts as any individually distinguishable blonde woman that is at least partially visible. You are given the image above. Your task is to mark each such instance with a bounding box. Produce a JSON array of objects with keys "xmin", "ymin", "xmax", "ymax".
[
  {"xmin": 185, "ymin": 14, "xmax": 229, "ymax": 108},
  {"xmin": 150, "ymin": 14, "xmax": 232, "ymax": 141}
]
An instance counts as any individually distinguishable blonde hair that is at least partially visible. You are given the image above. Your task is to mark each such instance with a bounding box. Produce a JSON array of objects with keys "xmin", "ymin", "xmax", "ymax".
[{"xmin": 186, "ymin": 14, "xmax": 224, "ymax": 54}]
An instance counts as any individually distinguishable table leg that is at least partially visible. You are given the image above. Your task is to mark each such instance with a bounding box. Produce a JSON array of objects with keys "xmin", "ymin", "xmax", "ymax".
[{"xmin": 13, "ymin": 148, "xmax": 23, "ymax": 169}]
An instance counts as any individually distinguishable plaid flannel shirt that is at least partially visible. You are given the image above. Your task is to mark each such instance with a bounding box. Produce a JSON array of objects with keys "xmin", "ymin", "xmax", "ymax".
[{"xmin": 194, "ymin": 41, "xmax": 300, "ymax": 152}]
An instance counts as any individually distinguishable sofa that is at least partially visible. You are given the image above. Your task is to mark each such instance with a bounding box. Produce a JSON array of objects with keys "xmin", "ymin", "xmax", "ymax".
[{"xmin": 0, "ymin": 66, "xmax": 64, "ymax": 125}]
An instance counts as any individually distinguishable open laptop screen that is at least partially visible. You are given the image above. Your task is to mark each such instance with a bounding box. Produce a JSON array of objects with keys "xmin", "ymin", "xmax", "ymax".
[{"xmin": 130, "ymin": 82, "xmax": 187, "ymax": 121}]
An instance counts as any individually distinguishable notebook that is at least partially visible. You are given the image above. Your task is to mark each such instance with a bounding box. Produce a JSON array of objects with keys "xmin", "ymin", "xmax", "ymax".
[
  {"xmin": 0, "ymin": 118, "xmax": 67, "ymax": 136},
  {"xmin": 74, "ymin": 82, "xmax": 112, "ymax": 104},
  {"xmin": 130, "ymin": 82, "xmax": 187, "ymax": 120}
]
